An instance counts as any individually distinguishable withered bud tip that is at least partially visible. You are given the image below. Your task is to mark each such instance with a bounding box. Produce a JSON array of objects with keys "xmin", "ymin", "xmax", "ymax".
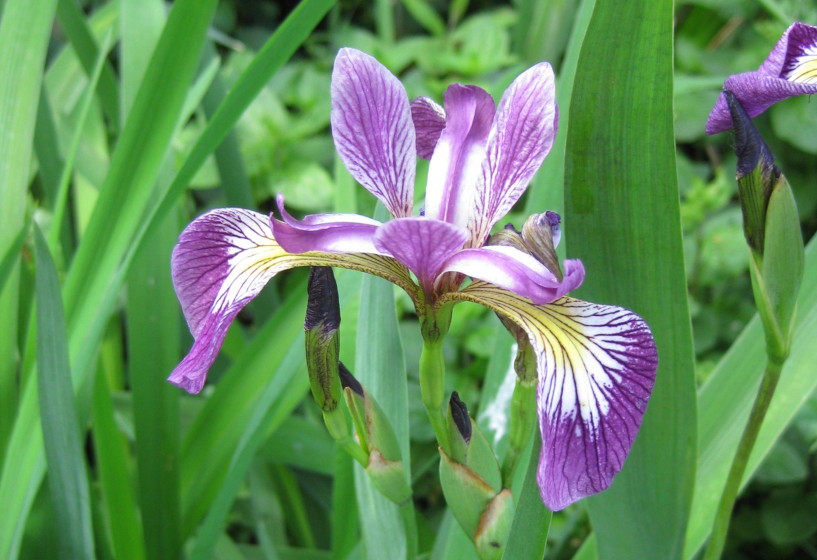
[
  {"xmin": 723, "ymin": 90, "xmax": 778, "ymax": 179},
  {"xmin": 305, "ymin": 267, "xmax": 340, "ymax": 332},
  {"xmin": 338, "ymin": 362, "xmax": 363, "ymax": 396},
  {"xmin": 449, "ymin": 391, "xmax": 471, "ymax": 443}
]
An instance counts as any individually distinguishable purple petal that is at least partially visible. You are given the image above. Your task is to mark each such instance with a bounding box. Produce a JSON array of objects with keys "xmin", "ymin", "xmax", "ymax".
[
  {"xmin": 272, "ymin": 194, "xmax": 383, "ymax": 254},
  {"xmin": 331, "ymin": 48, "xmax": 416, "ymax": 218},
  {"xmin": 534, "ymin": 298, "xmax": 657, "ymax": 511},
  {"xmin": 469, "ymin": 62, "xmax": 558, "ymax": 246},
  {"xmin": 169, "ymin": 209, "xmax": 284, "ymax": 393},
  {"xmin": 373, "ymin": 217, "xmax": 469, "ymax": 292},
  {"xmin": 439, "ymin": 284, "xmax": 657, "ymax": 511},
  {"xmin": 424, "ymin": 85, "xmax": 495, "ymax": 231},
  {"xmin": 441, "ymin": 246, "xmax": 584, "ymax": 304},
  {"xmin": 706, "ymin": 22, "xmax": 817, "ymax": 134},
  {"xmin": 411, "ymin": 96, "xmax": 446, "ymax": 159}
]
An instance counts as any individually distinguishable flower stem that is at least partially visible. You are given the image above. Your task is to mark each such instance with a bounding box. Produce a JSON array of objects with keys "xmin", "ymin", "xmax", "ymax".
[
  {"xmin": 501, "ymin": 342, "xmax": 538, "ymax": 486},
  {"xmin": 420, "ymin": 306, "xmax": 453, "ymax": 455},
  {"xmin": 398, "ymin": 500, "xmax": 418, "ymax": 560},
  {"xmin": 702, "ymin": 356, "xmax": 784, "ymax": 560},
  {"xmin": 420, "ymin": 336, "xmax": 451, "ymax": 455}
]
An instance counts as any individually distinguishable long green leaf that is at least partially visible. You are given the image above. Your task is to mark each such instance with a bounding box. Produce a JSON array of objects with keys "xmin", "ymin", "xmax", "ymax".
[
  {"xmin": 354, "ymin": 204, "xmax": 414, "ymax": 559},
  {"xmin": 501, "ymin": 437, "xmax": 551, "ymax": 559},
  {"xmin": 34, "ymin": 226, "xmax": 95, "ymax": 560},
  {"xmin": 91, "ymin": 369, "xmax": 146, "ymax": 560},
  {"xmin": 684, "ymin": 236, "xmax": 817, "ymax": 557},
  {"xmin": 0, "ymin": 2, "xmax": 216, "ymax": 556},
  {"xmin": 189, "ymin": 342, "xmax": 310, "ymax": 560},
  {"xmin": 55, "ymin": 0, "xmax": 121, "ymax": 127},
  {"xmin": 564, "ymin": 1, "xmax": 696, "ymax": 558},
  {"xmin": 0, "ymin": 0, "xmax": 57, "ymax": 473}
]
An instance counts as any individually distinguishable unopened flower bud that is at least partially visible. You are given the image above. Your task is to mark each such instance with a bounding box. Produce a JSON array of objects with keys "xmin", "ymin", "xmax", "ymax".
[
  {"xmin": 725, "ymin": 91, "xmax": 804, "ymax": 359},
  {"xmin": 305, "ymin": 267, "xmax": 342, "ymax": 413}
]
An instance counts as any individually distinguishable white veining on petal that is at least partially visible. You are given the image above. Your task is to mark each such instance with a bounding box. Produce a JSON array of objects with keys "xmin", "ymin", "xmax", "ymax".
[
  {"xmin": 477, "ymin": 344, "xmax": 518, "ymax": 446},
  {"xmin": 785, "ymin": 44, "xmax": 817, "ymax": 83}
]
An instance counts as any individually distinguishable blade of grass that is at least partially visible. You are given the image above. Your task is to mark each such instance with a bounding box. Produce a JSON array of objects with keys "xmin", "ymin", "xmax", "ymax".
[
  {"xmin": 33, "ymin": 225, "xmax": 95, "ymax": 559},
  {"xmin": 33, "ymin": 88, "xmax": 63, "ymax": 207},
  {"xmin": 55, "ymin": 0, "xmax": 121, "ymax": 127},
  {"xmin": 47, "ymin": 30, "xmax": 113, "ymax": 252},
  {"xmin": 0, "ymin": 0, "xmax": 57, "ymax": 471},
  {"xmin": 684, "ymin": 236, "xmax": 817, "ymax": 557},
  {"xmin": 91, "ymin": 368, "xmax": 147, "ymax": 560},
  {"xmin": 564, "ymin": 1, "xmax": 697, "ymax": 558},
  {"xmin": 0, "ymin": 222, "xmax": 29, "ymax": 300}
]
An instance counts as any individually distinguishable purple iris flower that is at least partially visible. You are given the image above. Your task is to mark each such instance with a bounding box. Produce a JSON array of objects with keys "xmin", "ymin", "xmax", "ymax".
[
  {"xmin": 707, "ymin": 21, "xmax": 817, "ymax": 135},
  {"xmin": 168, "ymin": 48, "xmax": 657, "ymax": 511}
]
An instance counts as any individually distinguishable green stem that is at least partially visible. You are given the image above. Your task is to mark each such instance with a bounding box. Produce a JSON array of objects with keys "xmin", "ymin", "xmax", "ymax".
[
  {"xmin": 501, "ymin": 340, "xmax": 538, "ymax": 486},
  {"xmin": 420, "ymin": 306, "xmax": 453, "ymax": 455},
  {"xmin": 702, "ymin": 357, "xmax": 784, "ymax": 560},
  {"xmin": 420, "ymin": 337, "xmax": 451, "ymax": 454}
]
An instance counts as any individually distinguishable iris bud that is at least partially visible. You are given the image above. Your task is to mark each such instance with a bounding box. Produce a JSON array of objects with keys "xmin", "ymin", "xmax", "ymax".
[
  {"xmin": 521, "ymin": 211, "xmax": 562, "ymax": 280},
  {"xmin": 304, "ymin": 267, "xmax": 342, "ymax": 413},
  {"xmin": 725, "ymin": 90, "xmax": 804, "ymax": 359}
]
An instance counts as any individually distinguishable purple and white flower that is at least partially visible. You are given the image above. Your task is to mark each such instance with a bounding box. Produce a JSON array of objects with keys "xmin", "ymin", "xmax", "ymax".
[
  {"xmin": 169, "ymin": 48, "xmax": 658, "ymax": 511},
  {"xmin": 707, "ymin": 21, "xmax": 817, "ymax": 135}
]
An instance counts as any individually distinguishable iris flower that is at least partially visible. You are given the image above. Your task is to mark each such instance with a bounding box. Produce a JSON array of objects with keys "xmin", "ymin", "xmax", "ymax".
[
  {"xmin": 169, "ymin": 48, "xmax": 657, "ymax": 511},
  {"xmin": 707, "ymin": 21, "xmax": 817, "ymax": 135}
]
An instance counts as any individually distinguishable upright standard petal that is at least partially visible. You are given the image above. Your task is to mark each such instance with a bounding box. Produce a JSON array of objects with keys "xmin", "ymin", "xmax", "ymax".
[
  {"xmin": 374, "ymin": 217, "xmax": 469, "ymax": 293},
  {"xmin": 441, "ymin": 246, "xmax": 584, "ymax": 305},
  {"xmin": 331, "ymin": 48, "xmax": 416, "ymax": 218},
  {"xmin": 439, "ymin": 285, "xmax": 657, "ymax": 511},
  {"xmin": 170, "ymin": 208, "xmax": 416, "ymax": 394},
  {"xmin": 424, "ymin": 85, "xmax": 495, "ymax": 230},
  {"xmin": 470, "ymin": 63, "xmax": 558, "ymax": 246},
  {"xmin": 706, "ymin": 22, "xmax": 817, "ymax": 134},
  {"xmin": 411, "ymin": 96, "xmax": 446, "ymax": 159}
]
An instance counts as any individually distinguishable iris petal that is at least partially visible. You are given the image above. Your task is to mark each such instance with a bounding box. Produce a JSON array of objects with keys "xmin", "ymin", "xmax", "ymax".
[
  {"xmin": 439, "ymin": 284, "xmax": 657, "ymax": 511},
  {"xmin": 470, "ymin": 62, "xmax": 558, "ymax": 246},
  {"xmin": 373, "ymin": 217, "xmax": 469, "ymax": 292},
  {"xmin": 441, "ymin": 246, "xmax": 584, "ymax": 305},
  {"xmin": 411, "ymin": 96, "xmax": 446, "ymax": 159},
  {"xmin": 331, "ymin": 48, "xmax": 416, "ymax": 218},
  {"xmin": 424, "ymin": 85, "xmax": 495, "ymax": 232},
  {"xmin": 170, "ymin": 208, "xmax": 415, "ymax": 393},
  {"xmin": 706, "ymin": 22, "xmax": 817, "ymax": 134}
]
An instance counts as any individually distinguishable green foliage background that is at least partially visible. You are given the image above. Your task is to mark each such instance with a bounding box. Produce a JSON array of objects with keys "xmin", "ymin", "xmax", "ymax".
[{"xmin": 1, "ymin": 0, "xmax": 816, "ymax": 558}]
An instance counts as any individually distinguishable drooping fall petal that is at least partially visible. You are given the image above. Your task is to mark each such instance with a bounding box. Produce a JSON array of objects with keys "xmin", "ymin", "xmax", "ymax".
[
  {"xmin": 706, "ymin": 22, "xmax": 817, "ymax": 134},
  {"xmin": 331, "ymin": 48, "xmax": 416, "ymax": 218},
  {"xmin": 169, "ymin": 208, "xmax": 415, "ymax": 393},
  {"xmin": 439, "ymin": 284, "xmax": 657, "ymax": 511},
  {"xmin": 469, "ymin": 62, "xmax": 558, "ymax": 246}
]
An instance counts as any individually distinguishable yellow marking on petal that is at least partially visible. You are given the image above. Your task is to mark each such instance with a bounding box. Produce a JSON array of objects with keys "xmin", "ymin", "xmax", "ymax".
[{"xmin": 786, "ymin": 51, "xmax": 817, "ymax": 84}]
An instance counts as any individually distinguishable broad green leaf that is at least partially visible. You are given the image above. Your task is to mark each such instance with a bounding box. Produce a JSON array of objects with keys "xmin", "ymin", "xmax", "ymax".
[
  {"xmin": 0, "ymin": 0, "xmax": 57, "ymax": 473},
  {"xmin": 564, "ymin": 1, "xmax": 696, "ymax": 559},
  {"xmin": 33, "ymin": 226, "xmax": 95, "ymax": 560},
  {"xmin": 685, "ymin": 236, "xmax": 817, "ymax": 557}
]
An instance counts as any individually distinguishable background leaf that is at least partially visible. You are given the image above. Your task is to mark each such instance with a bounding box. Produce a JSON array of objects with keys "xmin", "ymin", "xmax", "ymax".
[{"xmin": 564, "ymin": 0, "xmax": 697, "ymax": 558}]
